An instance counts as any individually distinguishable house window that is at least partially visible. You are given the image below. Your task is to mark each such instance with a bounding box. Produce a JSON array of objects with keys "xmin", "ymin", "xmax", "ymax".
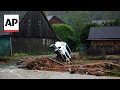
[
  {"xmin": 38, "ymin": 21, "xmax": 42, "ymax": 25},
  {"xmin": 42, "ymin": 39, "xmax": 52, "ymax": 46},
  {"xmin": 42, "ymin": 39, "xmax": 45, "ymax": 45},
  {"xmin": 28, "ymin": 20, "xmax": 31, "ymax": 25},
  {"xmin": 46, "ymin": 39, "xmax": 51, "ymax": 45},
  {"xmin": 48, "ymin": 39, "xmax": 51, "ymax": 45}
]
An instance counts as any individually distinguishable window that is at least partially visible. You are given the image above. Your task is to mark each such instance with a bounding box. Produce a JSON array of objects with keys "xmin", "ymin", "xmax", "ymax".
[
  {"xmin": 42, "ymin": 39, "xmax": 52, "ymax": 46},
  {"xmin": 48, "ymin": 39, "xmax": 51, "ymax": 45},
  {"xmin": 46, "ymin": 39, "xmax": 51, "ymax": 45},
  {"xmin": 28, "ymin": 20, "xmax": 31, "ymax": 25},
  {"xmin": 38, "ymin": 21, "xmax": 42, "ymax": 25},
  {"xmin": 42, "ymin": 39, "xmax": 45, "ymax": 45}
]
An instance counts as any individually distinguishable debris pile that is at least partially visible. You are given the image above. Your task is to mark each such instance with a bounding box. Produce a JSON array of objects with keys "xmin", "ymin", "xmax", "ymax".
[
  {"xmin": 82, "ymin": 62, "xmax": 120, "ymax": 70},
  {"xmin": 25, "ymin": 57, "xmax": 65, "ymax": 70},
  {"xmin": 19, "ymin": 57, "xmax": 120, "ymax": 76},
  {"xmin": 0, "ymin": 58, "xmax": 9, "ymax": 64},
  {"xmin": 74, "ymin": 62, "xmax": 120, "ymax": 76}
]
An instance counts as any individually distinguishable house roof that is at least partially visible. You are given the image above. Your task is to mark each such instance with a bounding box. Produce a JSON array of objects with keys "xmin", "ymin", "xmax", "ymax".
[
  {"xmin": 47, "ymin": 15, "xmax": 65, "ymax": 24},
  {"xmin": 47, "ymin": 15, "xmax": 54, "ymax": 21},
  {"xmin": 0, "ymin": 11, "xmax": 27, "ymax": 36},
  {"xmin": 87, "ymin": 26, "xmax": 120, "ymax": 40}
]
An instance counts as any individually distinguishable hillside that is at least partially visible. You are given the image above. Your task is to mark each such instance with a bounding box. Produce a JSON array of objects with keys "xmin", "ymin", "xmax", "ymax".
[{"xmin": 44, "ymin": 11, "xmax": 120, "ymax": 27}]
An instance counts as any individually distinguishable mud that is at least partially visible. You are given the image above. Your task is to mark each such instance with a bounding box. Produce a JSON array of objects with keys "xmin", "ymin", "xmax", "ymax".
[{"xmin": 18, "ymin": 57, "xmax": 120, "ymax": 76}]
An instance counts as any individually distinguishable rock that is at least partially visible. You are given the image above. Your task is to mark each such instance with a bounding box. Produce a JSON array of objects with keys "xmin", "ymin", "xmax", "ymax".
[
  {"xmin": 95, "ymin": 71, "xmax": 105, "ymax": 76},
  {"xmin": 16, "ymin": 60, "xmax": 23, "ymax": 65},
  {"xmin": 69, "ymin": 69, "xmax": 76, "ymax": 74}
]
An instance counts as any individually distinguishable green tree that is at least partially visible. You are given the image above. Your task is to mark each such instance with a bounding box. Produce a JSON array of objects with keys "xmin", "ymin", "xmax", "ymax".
[
  {"xmin": 79, "ymin": 23, "xmax": 99, "ymax": 44},
  {"xmin": 71, "ymin": 19, "xmax": 99, "ymax": 51},
  {"xmin": 52, "ymin": 24, "xmax": 76, "ymax": 51}
]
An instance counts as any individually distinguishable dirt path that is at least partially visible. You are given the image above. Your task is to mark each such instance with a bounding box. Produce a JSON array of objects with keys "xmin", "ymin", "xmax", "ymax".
[{"xmin": 0, "ymin": 66, "xmax": 120, "ymax": 79}]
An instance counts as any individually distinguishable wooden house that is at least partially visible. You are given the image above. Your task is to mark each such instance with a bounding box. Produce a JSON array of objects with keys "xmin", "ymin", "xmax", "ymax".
[
  {"xmin": 0, "ymin": 11, "xmax": 59, "ymax": 56},
  {"xmin": 87, "ymin": 26, "xmax": 120, "ymax": 55},
  {"xmin": 47, "ymin": 15, "xmax": 65, "ymax": 25}
]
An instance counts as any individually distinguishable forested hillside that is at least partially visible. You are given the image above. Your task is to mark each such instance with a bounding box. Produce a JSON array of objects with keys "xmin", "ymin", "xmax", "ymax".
[{"xmin": 44, "ymin": 11, "xmax": 120, "ymax": 27}]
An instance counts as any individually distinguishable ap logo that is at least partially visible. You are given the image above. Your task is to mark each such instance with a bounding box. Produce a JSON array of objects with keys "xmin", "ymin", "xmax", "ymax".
[{"xmin": 4, "ymin": 15, "xmax": 19, "ymax": 32}]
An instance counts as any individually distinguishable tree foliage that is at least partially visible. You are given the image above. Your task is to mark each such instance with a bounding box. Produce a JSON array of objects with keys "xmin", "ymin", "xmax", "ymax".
[
  {"xmin": 52, "ymin": 24, "xmax": 73, "ymax": 41},
  {"xmin": 52, "ymin": 24, "xmax": 76, "ymax": 51}
]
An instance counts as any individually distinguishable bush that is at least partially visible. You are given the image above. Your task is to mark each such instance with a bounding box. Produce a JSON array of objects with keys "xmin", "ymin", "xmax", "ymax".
[
  {"xmin": 52, "ymin": 24, "xmax": 74, "ymax": 42},
  {"xmin": 52, "ymin": 24, "xmax": 76, "ymax": 51}
]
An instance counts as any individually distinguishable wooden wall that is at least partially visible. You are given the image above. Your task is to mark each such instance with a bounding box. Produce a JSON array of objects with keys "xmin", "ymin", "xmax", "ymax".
[
  {"xmin": 10, "ymin": 11, "xmax": 59, "ymax": 54},
  {"xmin": 11, "ymin": 11, "xmax": 57, "ymax": 38},
  {"xmin": 87, "ymin": 40, "xmax": 120, "ymax": 55},
  {"xmin": 11, "ymin": 37, "xmax": 57, "ymax": 54}
]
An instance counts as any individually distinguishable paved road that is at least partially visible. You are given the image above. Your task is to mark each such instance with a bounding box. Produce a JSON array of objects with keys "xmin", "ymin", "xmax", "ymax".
[{"xmin": 0, "ymin": 66, "xmax": 120, "ymax": 79}]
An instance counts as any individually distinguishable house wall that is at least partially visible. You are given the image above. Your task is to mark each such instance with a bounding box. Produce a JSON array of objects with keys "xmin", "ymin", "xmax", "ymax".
[
  {"xmin": 0, "ymin": 36, "xmax": 11, "ymax": 56},
  {"xmin": 0, "ymin": 11, "xmax": 59, "ymax": 56},
  {"xmin": 10, "ymin": 11, "xmax": 59, "ymax": 54},
  {"xmin": 11, "ymin": 11, "xmax": 57, "ymax": 38},
  {"xmin": 87, "ymin": 40, "xmax": 120, "ymax": 55},
  {"xmin": 49, "ymin": 16, "xmax": 64, "ymax": 25},
  {"xmin": 11, "ymin": 37, "xmax": 57, "ymax": 54}
]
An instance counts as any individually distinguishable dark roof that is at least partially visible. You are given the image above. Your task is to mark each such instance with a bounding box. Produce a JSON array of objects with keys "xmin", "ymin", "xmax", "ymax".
[
  {"xmin": 47, "ymin": 15, "xmax": 64, "ymax": 23},
  {"xmin": 0, "ymin": 11, "xmax": 27, "ymax": 36},
  {"xmin": 47, "ymin": 15, "xmax": 54, "ymax": 21},
  {"xmin": 88, "ymin": 26, "xmax": 120, "ymax": 40}
]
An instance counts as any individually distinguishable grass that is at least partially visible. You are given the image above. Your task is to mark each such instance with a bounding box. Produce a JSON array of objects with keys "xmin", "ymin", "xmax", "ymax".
[
  {"xmin": 13, "ymin": 53, "xmax": 28, "ymax": 57},
  {"xmin": 105, "ymin": 71, "xmax": 120, "ymax": 77},
  {"xmin": 71, "ymin": 60, "xmax": 99, "ymax": 65},
  {"xmin": 78, "ymin": 53, "xmax": 120, "ymax": 60},
  {"xmin": 0, "ymin": 56, "xmax": 15, "ymax": 60},
  {"xmin": 28, "ymin": 51, "xmax": 54, "ymax": 55},
  {"xmin": 0, "ymin": 51, "xmax": 55, "ymax": 64},
  {"xmin": 0, "ymin": 53, "xmax": 29, "ymax": 61},
  {"xmin": 0, "ymin": 51, "xmax": 54, "ymax": 58}
]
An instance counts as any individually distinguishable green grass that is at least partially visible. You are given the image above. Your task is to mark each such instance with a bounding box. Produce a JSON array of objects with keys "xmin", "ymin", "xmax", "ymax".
[
  {"xmin": 13, "ymin": 53, "xmax": 28, "ymax": 57},
  {"xmin": 0, "ymin": 56, "xmax": 15, "ymax": 60},
  {"xmin": 0, "ymin": 51, "xmax": 55, "ymax": 61},
  {"xmin": 71, "ymin": 60, "xmax": 99, "ymax": 65},
  {"xmin": 78, "ymin": 53, "xmax": 120, "ymax": 60},
  {"xmin": 28, "ymin": 51, "xmax": 54, "ymax": 55},
  {"xmin": 105, "ymin": 71, "xmax": 120, "ymax": 77}
]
